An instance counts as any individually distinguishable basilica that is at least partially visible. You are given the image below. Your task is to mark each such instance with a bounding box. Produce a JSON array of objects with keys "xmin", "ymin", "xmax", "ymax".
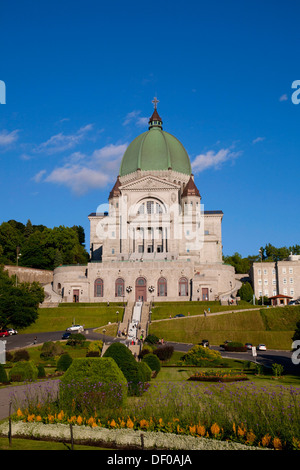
[{"xmin": 53, "ymin": 101, "xmax": 237, "ymax": 304}]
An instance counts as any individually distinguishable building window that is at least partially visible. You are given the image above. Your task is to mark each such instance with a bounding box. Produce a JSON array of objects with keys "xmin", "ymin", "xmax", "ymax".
[
  {"xmin": 272, "ymin": 279, "xmax": 276, "ymax": 285},
  {"xmin": 94, "ymin": 278, "xmax": 104, "ymax": 297},
  {"xmin": 179, "ymin": 277, "xmax": 188, "ymax": 296},
  {"xmin": 264, "ymin": 279, "xmax": 268, "ymax": 285},
  {"xmin": 263, "ymin": 269, "xmax": 267, "ymax": 275},
  {"xmin": 291, "ymin": 289, "xmax": 294, "ymax": 296},
  {"xmin": 283, "ymin": 268, "xmax": 286, "ymax": 274},
  {"xmin": 272, "ymin": 268, "xmax": 276, "ymax": 275},
  {"xmin": 273, "ymin": 290, "xmax": 277, "ymax": 296},
  {"xmin": 258, "ymin": 269, "xmax": 261, "ymax": 275},
  {"xmin": 283, "ymin": 278, "xmax": 287, "ymax": 284},
  {"xmin": 115, "ymin": 278, "xmax": 124, "ymax": 297},
  {"xmin": 289, "ymin": 268, "xmax": 293, "ymax": 274},
  {"xmin": 157, "ymin": 277, "xmax": 167, "ymax": 296},
  {"xmin": 290, "ymin": 278, "xmax": 294, "ymax": 284}
]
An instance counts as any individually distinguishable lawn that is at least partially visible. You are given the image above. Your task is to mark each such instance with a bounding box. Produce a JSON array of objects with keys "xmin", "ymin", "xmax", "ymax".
[
  {"xmin": 21, "ymin": 305, "xmax": 124, "ymax": 334},
  {"xmin": 149, "ymin": 307, "xmax": 300, "ymax": 349},
  {"xmin": 151, "ymin": 300, "xmax": 260, "ymax": 320}
]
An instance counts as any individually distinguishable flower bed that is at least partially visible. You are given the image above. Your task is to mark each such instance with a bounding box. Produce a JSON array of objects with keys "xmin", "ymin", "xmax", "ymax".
[
  {"xmin": 0, "ymin": 421, "xmax": 268, "ymax": 451},
  {"xmin": 188, "ymin": 370, "xmax": 249, "ymax": 382}
]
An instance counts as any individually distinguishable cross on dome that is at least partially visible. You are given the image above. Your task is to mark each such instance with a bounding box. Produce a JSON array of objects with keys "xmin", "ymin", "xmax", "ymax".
[{"xmin": 152, "ymin": 96, "xmax": 159, "ymax": 109}]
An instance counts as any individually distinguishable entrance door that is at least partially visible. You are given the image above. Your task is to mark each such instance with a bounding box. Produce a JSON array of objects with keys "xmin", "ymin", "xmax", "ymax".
[
  {"xmin": 202, "ymin": 288, "xmax": 209, "ymax": 301},
  {"xmin": 135, "ymin": 277, "xmax": 147, "ymax": 302},
  {"xmin": 73, "ymin": 289, "xmax": 80, "ymax": 303}
]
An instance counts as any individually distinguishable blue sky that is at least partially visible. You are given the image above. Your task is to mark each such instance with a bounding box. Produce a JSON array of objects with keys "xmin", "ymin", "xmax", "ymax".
[{"xmin": 0, "ymin": 0, "xmax": 299, "ymax": 257}]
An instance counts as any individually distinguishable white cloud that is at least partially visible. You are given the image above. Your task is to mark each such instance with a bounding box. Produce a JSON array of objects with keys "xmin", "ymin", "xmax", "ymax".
[
  {"xmin": 40, "ymin": 143, "xmax": 128, "ymax": 195},
  {"xmin": 279, "ymin": 94, "xmax": 288, "ymax": 101},
  {"xmin": 32, "ymin": 169, "xmax": 46, "ymax": 183},
  {"xmin": 252, "ymin": 136, "xmax": 265, "ymax": 144},
  {"xmin": 191, "ymin": 148, "xmax": 241, "ymax": 173},
  {"xmin": 123, "ymin": 110, "xmax": 148, "ymax": 127},
  {"xmin": 35, "ymin": 124, "xmax": 93, "ymax": 154},
  {"xmin": 0, "ymin": 129, "xmax": 19, "ymax": 146}
]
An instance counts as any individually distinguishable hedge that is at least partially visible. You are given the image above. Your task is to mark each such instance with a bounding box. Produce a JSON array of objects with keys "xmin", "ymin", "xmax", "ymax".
[
  {"xmin": 142, "ymin": 353, "xmax": 161, "ymax": 374},
  {"xmin": 103, "ymin": 342, "xmax": 146, "ymax": 396},
  {"xmin": 9, "ymin": 361, "xmax": 38, "ymax": 382},
  {"xmin": 59, "ymin": 357, "xmax": 128, "ymax": 413}
]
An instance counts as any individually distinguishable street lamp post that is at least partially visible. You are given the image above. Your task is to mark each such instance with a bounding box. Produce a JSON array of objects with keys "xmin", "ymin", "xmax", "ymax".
[{"xmin": 259, "ymin": 249, "xmax": 264, "ymax": 306}]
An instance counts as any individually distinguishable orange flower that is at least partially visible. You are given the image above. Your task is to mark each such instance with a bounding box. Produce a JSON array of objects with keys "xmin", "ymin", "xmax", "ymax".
[
  {"xmin": 127, "ymin": 418, "xmax": 134, "ymax": 429},
  {"xmin": 77, "ymin": 416, "xmax": 83, "ymax": 425},
  {"xmin": 246, "ymin": 430, "xmax": 256, "ymax": 445},
  {"xmin": 273, "ymin": 437, "xmax": 282, "ymax": 450},
  {"xmin": 57, "ymin": 411, "xmax": 64, "ymax": 421},
  {"xmin": 189, "ymin": 425, "xmax": 196, "ymax": 434},
  {"xmin": 36, "ymin": 415, "xmax": 42, "ymax": 422},
  {"xmin": 109, "ymin": 419, "xmax": 116, "ymax": 428},
  {"xmin": 16, "ymin": 408, "xmax": 23, "ymax": 417},
  {"xmin": 196, "ymin": 424, "xmax": 206, "ymax": 437},
  {"xmin": 140, "ymin": 419, "xmax": 149, "ymax": 429},
  {"xmin": 210, "ymin": 423, "xmax": 221, "ymax": 437},
  {"xmin": 237, "ymin": 424, "xmax": 246, "ymax": 438},
  {"xmin": 261, "ymin": 433, "xmax": 271, "ymax": 447}
]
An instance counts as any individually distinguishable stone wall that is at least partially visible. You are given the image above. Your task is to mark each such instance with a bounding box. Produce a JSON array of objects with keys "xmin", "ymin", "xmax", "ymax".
[{"xmin": 4, "ymin": 265, "xmax": 53, "ymax": 285}]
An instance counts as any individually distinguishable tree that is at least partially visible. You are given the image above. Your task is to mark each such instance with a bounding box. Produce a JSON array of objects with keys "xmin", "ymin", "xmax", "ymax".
[
  {"xmin": 238, "ymin": 282, "xmax": 254, "ymax": 302},
  {"xmin": 0, "ymin": 266, "xmax": 44, "ymax": 330}
]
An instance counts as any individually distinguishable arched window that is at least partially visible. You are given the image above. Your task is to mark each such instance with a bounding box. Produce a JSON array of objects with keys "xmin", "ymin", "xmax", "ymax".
[
  {"xmin": 115, "ymin": 278, "xmax": 124, "ymax": 297},
  {"xmin": 94, "ymin": 278, "xmax": 104, "ymax": 297},
  {"xmin": 179, "ymin": 277, "xmax": 188, "ymax": 296},
  {"xmin": 158, "ymin": 277, "xmax": 167, "ymax": 297}
]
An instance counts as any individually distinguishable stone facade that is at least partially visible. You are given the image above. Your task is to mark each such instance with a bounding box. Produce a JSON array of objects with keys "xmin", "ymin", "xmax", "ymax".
[{"xmin": 250, "ymin": 254, "xmax": 300, "ymax": 301}]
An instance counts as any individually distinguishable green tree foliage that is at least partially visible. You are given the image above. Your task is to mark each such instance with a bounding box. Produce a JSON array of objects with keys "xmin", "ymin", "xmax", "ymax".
[
  {"xmin": 238, "ymin": 282, "xmax": 254, "ymax": 302},
  {"xmin": 0, "ymin": 219, "xmax": 89, "ymax": 269},
  {"xmin": 0, "ymin": 266, "xmax": 44, "ymax": 330}
]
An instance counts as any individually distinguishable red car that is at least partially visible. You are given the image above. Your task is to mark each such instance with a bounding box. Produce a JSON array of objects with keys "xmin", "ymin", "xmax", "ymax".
[{"xmin": 0, "ymin": 329, "xmax": 10, "ymax": 337}]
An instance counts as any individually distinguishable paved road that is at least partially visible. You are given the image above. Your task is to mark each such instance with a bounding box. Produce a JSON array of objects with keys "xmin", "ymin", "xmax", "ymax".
[{"xmin": 2, "ymin": 329, "xmax": 299, "ymax": 375}]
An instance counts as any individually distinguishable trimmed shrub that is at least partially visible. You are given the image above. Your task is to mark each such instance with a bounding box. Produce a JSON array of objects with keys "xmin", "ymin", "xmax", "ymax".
[
  {"xmin": 37, "ymin": 364, "xmax": 46, "ymax": 378},
  {"xmin": 9, "ymin": 361, "xmax": 38, "ymax": 382},
  {"xmin": 59, "ymin": 357, "xmax": 127, "ymax": 414},
  {"xmin": 5, "ymin": 351, "xmax": 13, "ymax": 362},
  {"xmin": 103, "ymin": 342, "xmax": 144, "ymax": 396},
  {"xmin": 56, "ymin": 353, "xmax": 73, "ymax": 371},
  {"xmin": 180, "ymin": 345, "xmax": 223, "ymax": 366},
  {"xmin": 86, "ymin": 340, "xmax": 103, "ymax": 357},
  {"xmin": 142, "ymin": 353, "xmax": 161, "ymax": 374},
  {"xmin": 40, "ymin": 341, "xmax": 64, "ymax": 359},
  {"xmin": 153, "ymin": 345, "xmax": 174, "ymax": 362},
  {"xmin": 13, "ymin": 349, "xmax": 30, "ymax": 362},
  {"xmin": 145, "ymin": 334, "xmax": 159, "ymax": 345},
  {"xmin": 66, "ymin": 333, "xmax": 86, "ymax": 347},
  {"xmin": 224, "ymin": 342, "xmax": 247, "ymax": 352},
  {"xmin": 138, "ymin": 361, "xmax": 152, "ymax": 383},
  {"xmin": 0, "ymin": 363, "xmax": 8, "ymax": 383}
]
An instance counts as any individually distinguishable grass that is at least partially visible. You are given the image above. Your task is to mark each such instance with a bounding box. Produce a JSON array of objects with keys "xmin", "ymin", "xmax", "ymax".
[
  {"xmin": 0, "ymin": 436, "xmax": 110, "ymax": 450},
  {"xmin": 21, "ymin": 305, "xmax": 124, "ymax": 334},
  {"xmin": 151, "ymin": 300, "xmax": 260, "ymax": 320},
  {"xmin": 149, "ymin": 307, "xmax": 300, "ymax": 349}
]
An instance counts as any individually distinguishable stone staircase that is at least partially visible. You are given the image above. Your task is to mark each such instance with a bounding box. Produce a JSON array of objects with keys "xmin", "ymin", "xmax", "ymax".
[
  {"xmin": 102, "ymin": 301, "xmax": 151, "ymax": 360},
  {"xmin": 39, "ymin": 283, "xmax": 62, "ymax": 308}
]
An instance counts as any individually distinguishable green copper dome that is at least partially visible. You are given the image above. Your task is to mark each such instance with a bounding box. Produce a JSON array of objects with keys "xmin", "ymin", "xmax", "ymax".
[{"xmin": 119, "ymin": 104, "xmax": 192, "ymax": 177}]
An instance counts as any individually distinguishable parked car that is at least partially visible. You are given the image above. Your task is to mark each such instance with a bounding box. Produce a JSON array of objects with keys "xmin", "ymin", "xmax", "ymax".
[
  {"xmin": 257, "ymin": 344, "xmax": 267, "ymax": 351},
  {"xmin": 175, "ymin": 314, "xmax": 185, "ymax": 318},
  {"xmin": 245, "ymin": 343, "xmax": 252, "ymax": 350},
  {"xmin": 0, "ymin": 329, "xmax": 10, "ymax": 337},
  {"xmin": 7, "ymin": 328, "xmax": 18, "ymax": 335},
  {"xmin": 62, "ymin": 331, "xmax": 72, "ymax": 339},
  {"xmin": 66, "ymin": 324, "xmax": 84, "ymax": 333}
]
